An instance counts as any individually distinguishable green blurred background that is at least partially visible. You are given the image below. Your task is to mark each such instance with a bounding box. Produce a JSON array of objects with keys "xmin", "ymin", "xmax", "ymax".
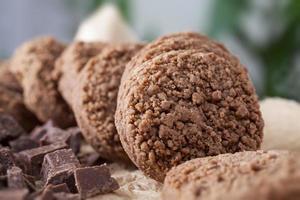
[{"xmin": 0, "ymin": 0, "xmax": 299, "ymax": 100}]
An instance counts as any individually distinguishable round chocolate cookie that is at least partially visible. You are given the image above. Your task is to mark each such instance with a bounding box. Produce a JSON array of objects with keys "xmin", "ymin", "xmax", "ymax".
[
  {"xmin": 73, "ymin": 44, "xmax": 143, "ymax": 162},
  {"xmin": 128, "ymin": 32, "xmax": 238, "ymax": 72},
  {"xmin": 162, "ymin": 151, "xmax": 300, "ymax": 200},
  {"xmin": 54, "ymin": 41, "xmax": 107, "ymax": 107},
  {"xmin": 11, "ymin": 37, "xmax": 75, "ymax": 128},
  {"xmin": 115, "ymin": 33, "xmax": 263, "ymax": 182},
  {"xmin": 0, "ymin": 61, "xmax": 39, "ymax": 131}
]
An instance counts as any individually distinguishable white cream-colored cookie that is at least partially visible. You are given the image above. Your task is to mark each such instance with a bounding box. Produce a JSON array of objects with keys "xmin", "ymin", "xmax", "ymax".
[
  {"xmin": 75, "ymin": 4, "xmax": 137, "ymax": 43},
  {"xmin": 261, "ymin": 97, "xmax": 300, "ymax": 151}
]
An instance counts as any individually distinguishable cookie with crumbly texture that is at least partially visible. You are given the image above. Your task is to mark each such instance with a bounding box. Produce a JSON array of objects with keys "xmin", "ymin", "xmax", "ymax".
[
  {"xmin": 162, "ymin": 151, "xmax": 300, "ymax": 200},
  {"xmin": 73, "ymin": 43, "xmax": 143, "ymax": 162},
  {"xmin": 115, "ymin": 34, "xmax": 263, "ymax": 182},
  {"xmin": 54, "ymin": 41, "xmax": 107, "ymax": 107},
  {"xmin": 11, "ymin": 37, "xmax": 75, "ymax": 128},
  {"xmin": 127, "ymin": 32, "xmax": 237, "ymax": 73},
  {"xmin": 0, "ymin": 60, "xmax": 39, "ymax": 131}
]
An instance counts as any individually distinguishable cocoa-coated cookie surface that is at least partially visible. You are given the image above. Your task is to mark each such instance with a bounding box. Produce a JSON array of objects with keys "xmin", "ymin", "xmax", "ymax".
[
  {"xmin": 54, "ymin": 41, "xmax": 107, "ymax": 107},
  {"xmin": 0, "ymin": 60, "xmax": 39, "ymax": 131},
  {"xmin": 73, "ymin": 44, "xmax": 143, "ymax": 162},
  {"xmin": 127, "ymin": 32, "xmax": 237, "ymax": 74},
  {"xmin": 11, "ymin": 37, "xmax": 75, "ymax": 128},
  {"xmin": 162, "ymin": 150, "xmax": 300, "ymax": 200},
  {"xmin": 115, "ymin": 33, "xmax": 263, "ymax": 182}
]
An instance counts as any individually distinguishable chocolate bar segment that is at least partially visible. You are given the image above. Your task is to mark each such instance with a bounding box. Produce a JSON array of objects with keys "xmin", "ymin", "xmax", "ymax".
[
  {"xmin": 18, "ymin": 142, "xmax": 67, "ymax": 176},
  {"xmin": 7, "ymin": 166, "xmax": 25, "ymax": 189},
  {"xmin": 74, "ymin": 165, "xmax": 119, "ymax": 198},
  {"xmin": 41, "ymin": 149, "xmax": 80, "ymax": 186}
]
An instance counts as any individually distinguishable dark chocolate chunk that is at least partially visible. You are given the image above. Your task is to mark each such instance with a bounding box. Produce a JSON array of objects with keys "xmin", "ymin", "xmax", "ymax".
[
  {"xmin": 9, "ymin": 136, "xmax": 39, "ymax": 152},
  {"xmin": 41, "ymin": 149, "xmax": 80, "ymax": 187},
  {"xmin": 30, "ymin": 121, "xmax": 54, "ymax": 142},
  {"xmin": 0, "ymin": 147, "xmax": 15, "ymax": 175},
  {"xmin": 66, "ymin": 127, "xmax": 82, "ymax": 154},
  {"xmin": 74, "ymin": 165, "xmax": 119, "ymax": 198},
  {"xmin": 40, "ymin": 127, "xmax": 81, "ymax": 154},
  {"xmin": 0, "ymin": 114, "xmax": 26, "ymax": 145},
  {"xmin": 39, "ymin": 127, "xmax": 65, "ymax": 146},
  {"xmin": 0, "ymin": 188, "xmax": 28, "ymax": 200},
  {"xmin": 78, "ymin": 152, "xmax": 106, "ymax": 167},
  {"xmin": 7, "ymin": 166, "xmax": 25, "ymax": 189},
  {"xmin": 17, "ymin": 142, "xmax": 67, "ymax": 176}
]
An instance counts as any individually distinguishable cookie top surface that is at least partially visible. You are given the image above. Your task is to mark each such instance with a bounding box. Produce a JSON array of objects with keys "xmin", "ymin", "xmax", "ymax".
[
  {"xmin": 115, "ymin": 33, "xmax": 263, "ymax": 182},
  {"xmin": 55, "ymin": 41, "xmax": 107, "ymax": 76},
  {"xmin": 11, "ymin": 37, "xmax": 75, "ymax": 128},
  {"xmin": 74, "ymin": 43, "xmax": 143, "ymax": 162},
  {"xmin": 55, "ymin": 41, "xmax": 107, "ymax": 107},
  {"xmin": 128, "ymin": 32, "xmax": 237, "ymax": 73},
  {"xmin": 163, "ymin": 150, "xmax": 300, "ymax": 200}
]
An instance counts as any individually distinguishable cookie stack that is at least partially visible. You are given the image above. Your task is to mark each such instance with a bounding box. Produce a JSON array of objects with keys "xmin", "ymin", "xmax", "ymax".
[{"xmin": 0, "ymin": 32, "xmax": 299, "ymax": 200}]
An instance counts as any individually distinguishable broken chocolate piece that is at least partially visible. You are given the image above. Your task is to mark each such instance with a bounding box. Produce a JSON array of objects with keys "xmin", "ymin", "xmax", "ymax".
[
  {"xmin": 40, "ymin": 127, "xmax": 81, "ymax": 154},
  {"xmin": 41, "ymin": 149, "xmax": 80, "ymax": 187},
  {"xmin": 7, "ymin": 166, "xmax": 25, "ymax": 189},
  {"xmin": 18, "ymin": 142, "xmax": 67, "ymax": 176},
  {"xmin": 66, "ymin": 127, "xmax": 82, "ymax": 154},
  {"xmin": 74, "ymin": 165, "xmax": 119, "ymax": 198},
  {"xmin": 0, "ymin": 147, "xmax": 15, "ymax": 175},
  {"xmin": 0, "ymin": 188, "xmax": 28, "ymax": 200},
  {"xmin": 0, "ymin": 114, "xmax": 26, "ymax": 145},
  {"xmin": 78, "ymin": 152, "xmax": 106, "ymax": 167},
  {"xmin": 30, "ymin": 121, "xmax": 54, "ymax": 142},
  {"xmin": 39, "ymin": 127, "xmax": 65, "ymax": 146},
  {"xmin": 9, "ymin": 136, "xmax": 39, "ymax": 152}
]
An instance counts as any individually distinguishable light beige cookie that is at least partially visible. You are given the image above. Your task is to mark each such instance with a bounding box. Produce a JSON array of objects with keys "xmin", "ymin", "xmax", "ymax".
[
  {"xmin": 11, "ymin": 37, "xmax": 75, "ymax": 128},
  {"xmin": 0, "ymin": 60, "xmax": 39, "ymax": 131},
  {"xmin": 73, "ymin": 44, "xmax": 143, "ymax": 162},
  {"xmin": 54, "ymin": 41, "xmax": 107, "ymax": 107}
]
